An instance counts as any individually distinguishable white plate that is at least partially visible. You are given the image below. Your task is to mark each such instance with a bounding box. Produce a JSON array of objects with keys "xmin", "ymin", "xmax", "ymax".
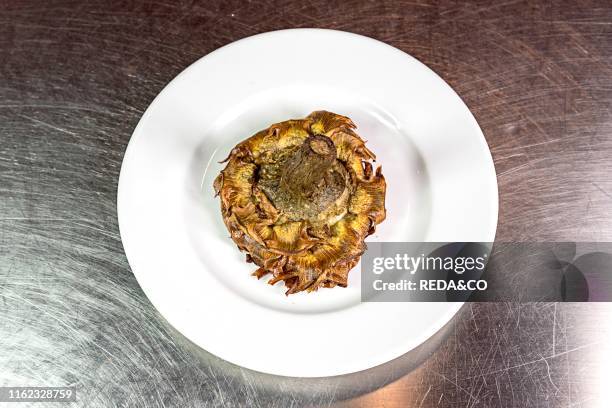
[{"xmin": 117, "ymin": 29, "xmax": 498, "ymax": 377}]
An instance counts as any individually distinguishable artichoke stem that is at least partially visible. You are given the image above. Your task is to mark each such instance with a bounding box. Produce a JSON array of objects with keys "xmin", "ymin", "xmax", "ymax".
[{"xmin": 279, "ymin": 135, "xmax": 336, "ymax": 203}]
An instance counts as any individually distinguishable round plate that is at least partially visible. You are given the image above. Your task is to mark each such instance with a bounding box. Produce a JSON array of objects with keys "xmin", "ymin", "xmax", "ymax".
[{"xmin": 118, "ymin": 29, "xmax": 498, "ymax": 377}]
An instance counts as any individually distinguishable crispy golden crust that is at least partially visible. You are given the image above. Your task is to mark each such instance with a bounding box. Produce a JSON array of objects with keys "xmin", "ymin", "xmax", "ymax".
[{"xmin": 214, "ymin": 111, "xmax": 386, "ymax": 295}]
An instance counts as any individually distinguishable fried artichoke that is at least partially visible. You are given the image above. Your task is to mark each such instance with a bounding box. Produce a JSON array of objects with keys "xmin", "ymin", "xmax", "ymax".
[{"xmin": 214, "ymin": 111, "xmax": 386, "ymax": 294}]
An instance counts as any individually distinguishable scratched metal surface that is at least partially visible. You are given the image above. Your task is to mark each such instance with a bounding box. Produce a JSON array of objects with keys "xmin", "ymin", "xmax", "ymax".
[{"xmin": 1, "ymin": 1, "xmax": 611, "ymax": 407}]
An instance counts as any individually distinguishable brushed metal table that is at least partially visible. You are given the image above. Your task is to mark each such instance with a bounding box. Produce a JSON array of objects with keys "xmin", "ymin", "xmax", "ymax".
[{"xmin": 1, "ymin": 1, "xmax": 611, "ymax": 406}]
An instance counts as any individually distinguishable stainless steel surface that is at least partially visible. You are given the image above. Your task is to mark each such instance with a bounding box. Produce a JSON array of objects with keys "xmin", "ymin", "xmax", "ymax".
[{"xmin": 1, "ymin": 1, "xmax": 611, "ymax": 406}]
